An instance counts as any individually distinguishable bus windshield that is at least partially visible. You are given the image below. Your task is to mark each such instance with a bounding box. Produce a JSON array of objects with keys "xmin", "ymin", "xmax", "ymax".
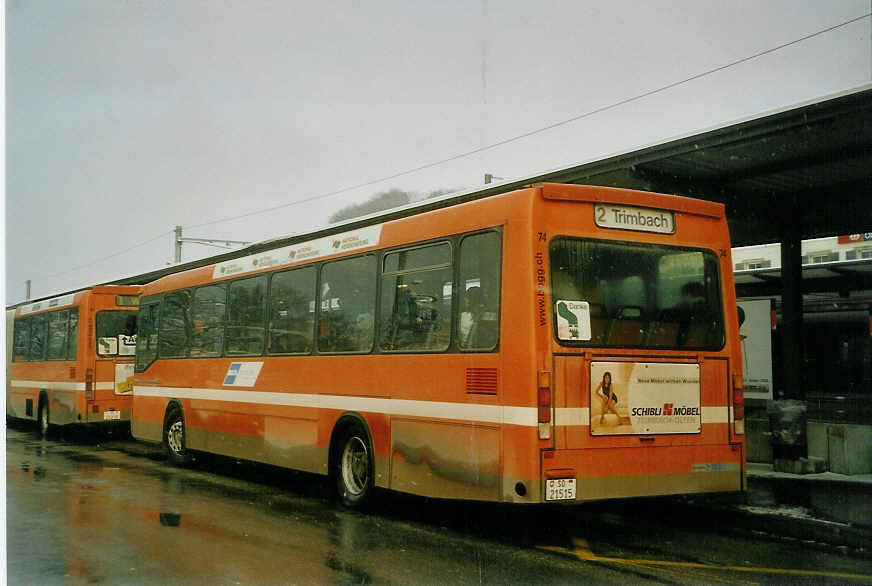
[
  {"xmin": 550, "ymin": 238, "xmax": 725, "ymax": 350},
  {"xmin": 96, "ymin": 310, "xmax": 138, "ymax": 356}
]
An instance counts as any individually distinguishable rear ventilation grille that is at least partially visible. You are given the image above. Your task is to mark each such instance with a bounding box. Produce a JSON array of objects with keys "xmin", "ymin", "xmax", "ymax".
[{"xmin": 466, "ymin": 368, "xmax": 498, "ymax": 395}]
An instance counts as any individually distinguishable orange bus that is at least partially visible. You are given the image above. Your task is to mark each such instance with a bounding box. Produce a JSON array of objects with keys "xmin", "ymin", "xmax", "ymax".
[
  {"xmin": 131, "ymin": 183, "xmax": 745, "ymax": 506},
  {"xmin": 8, "ymin": 286, "xmax": 141, "ymax": 435}
]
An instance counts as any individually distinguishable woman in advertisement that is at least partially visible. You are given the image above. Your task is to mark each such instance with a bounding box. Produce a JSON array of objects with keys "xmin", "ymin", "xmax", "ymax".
[{"xmin": 595, "ymin": 371, "xmax": 620, "ymax": 425}]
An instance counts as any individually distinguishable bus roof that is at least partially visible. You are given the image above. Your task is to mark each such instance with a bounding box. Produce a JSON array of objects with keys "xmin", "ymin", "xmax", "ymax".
[{"xmin": 13, "ymin": 183, "xmax": 722, "ymax": 308}]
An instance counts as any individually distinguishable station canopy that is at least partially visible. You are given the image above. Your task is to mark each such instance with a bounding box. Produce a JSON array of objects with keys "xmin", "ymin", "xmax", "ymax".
[
  {"xmin": 507, "ymin": 83, "xmax": 872, "ymax": 248},
  {"xmin": 82, "ymin": 83, "xmax": 872, "ymax": 299}
]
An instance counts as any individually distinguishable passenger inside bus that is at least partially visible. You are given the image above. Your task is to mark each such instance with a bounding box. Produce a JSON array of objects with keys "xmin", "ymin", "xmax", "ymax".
[
  {"xmin": 268, "ymin": 269, "xmax": 315, "ymax": 354},
  {"xmin": 678, "ymin": 281, "xmax": 707, "ymax": 313},
  {"xmin": 381, "ymin": 284, "xmax": 441, "ymax": 350},
  {"xmin": 459, "ymin": 284, "xmax": 498, "ymax": 349},
  {"xmin": 458, "ymin": 286, "xmax": 481, "ymax": 347},
  {"xmin": 318, "ymin": 256, "xmax": 376, "ymax": 352}
]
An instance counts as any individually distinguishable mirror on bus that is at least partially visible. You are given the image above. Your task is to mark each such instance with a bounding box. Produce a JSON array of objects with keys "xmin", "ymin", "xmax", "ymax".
[{"xmin": 737, "ymin": 305, "xmax": 746, "ymax": 328}]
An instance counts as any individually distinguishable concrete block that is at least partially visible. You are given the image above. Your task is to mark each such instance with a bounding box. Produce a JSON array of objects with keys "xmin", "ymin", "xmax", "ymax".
[
  {"xmin": 773, "ymin": 457, "xmax": 827, "ymax": 474},
  {"xmin": 746, "ymin": 417, "xmax": 773, "ymax": 463},
  {"xmin": 828, "ymin": 424, "xmax": 872, "ymax": 475},
  {"xmin": 773, "ymin": 458, "xmax": 803, "ymax": 474},
  {"xmin": 806, "ymin": 422, "xmax": 828, "ymax": 461},
  {"xmin": 802, "ymin": 457, "xmax": 827, "ymax": 473}
]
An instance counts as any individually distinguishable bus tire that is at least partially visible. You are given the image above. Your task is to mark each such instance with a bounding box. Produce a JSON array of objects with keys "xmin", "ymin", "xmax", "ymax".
[
  {"xmin": 37, "ymin": 397, "xmax": 51, "ymax": 439},
  {"xmin": 333, "ymin": 420, "xmax": 374, "ymax": 508},
  {"xmin": 163, "ymin": 405, "xmax": 191, "ymax": 467}
]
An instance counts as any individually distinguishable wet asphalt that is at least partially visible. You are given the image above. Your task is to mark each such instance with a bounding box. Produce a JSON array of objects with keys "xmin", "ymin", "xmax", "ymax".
[{"xmin": 6, "ymin": 423, "xmax": 872, "ymax": 585}]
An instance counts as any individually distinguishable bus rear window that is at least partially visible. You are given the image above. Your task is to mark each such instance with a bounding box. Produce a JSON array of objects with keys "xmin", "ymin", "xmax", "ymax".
[
  {"xmin": 550, "ymin": 238, "xmax": 725, "ymax": 350},
  {"xmin": 96, "ymin": 311, "xmax": 138, "ymax": 356}
]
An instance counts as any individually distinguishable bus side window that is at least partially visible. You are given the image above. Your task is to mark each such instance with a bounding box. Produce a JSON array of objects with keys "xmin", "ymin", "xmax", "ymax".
[
  {"xmin": 13, "ymin": 318, "xmax": 31, "ymax": 362},
  {"xmin": 319, "ymin": 255, "xmax": 376, "ymax": 353},
  {"xmin": 226, "ymin": 276, "xmax": 267, "ymax": 356},
  {"xmin": 66, "ymin": 308, "xmax": 79, "ymax": 360},
  {"xmin": 190, "ymin": 284, "xmax": 226, "ymax": 357},
  {"xmin": 46, "ymin": 310, "xmax": 69, "ymax": 360},
  {"xmin": 159, "ymin": 291, "xmax": 192, "ymax": 358},
  {"xmin": 28, "ymin": 313, "xmax": 47, "ymax": 362},
  {"xmin": 380, "ymin": 243, "xmax": 452, "ymax": 352},
  {"xmin": 457, "ymin": 232, "xmax": 501, "ymax": 351},
  {"xmin": 268, "ymin": 266, "xmax": 315, "ymax": 354}
]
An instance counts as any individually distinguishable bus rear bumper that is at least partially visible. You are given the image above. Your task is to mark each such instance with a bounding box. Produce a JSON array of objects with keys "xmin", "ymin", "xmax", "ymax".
[
  {"xmin": 84, "ymin": 406, "xmax": 131, "ymax": 424},
  {"xmin": 541, "ymin": 444, "xmax": 745, "ymax": 503}
]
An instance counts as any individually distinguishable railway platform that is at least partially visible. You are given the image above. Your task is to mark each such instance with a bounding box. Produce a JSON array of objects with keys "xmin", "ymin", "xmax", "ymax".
[{"xmin": 683, "ymin": 462, "xmax": 872, "ymax": 553}]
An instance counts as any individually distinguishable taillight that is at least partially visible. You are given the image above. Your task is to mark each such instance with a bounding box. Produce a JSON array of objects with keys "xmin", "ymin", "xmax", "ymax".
[
  {"xmin": 85, "ymin": 368, "xmax": 94, "ymax": 400},
  {"xmin": 732, "ymin": 373, "xmax": 744, "ymax": 435},
  {"xmin": 538, "ymin": 371, "xmax": 552, "ymax": 440}
]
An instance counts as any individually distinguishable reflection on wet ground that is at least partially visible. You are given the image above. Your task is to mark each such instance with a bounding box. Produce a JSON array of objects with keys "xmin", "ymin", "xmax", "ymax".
[{"xmin": 6, "ymin": 421, "xmax": 872, "ymax": 585}]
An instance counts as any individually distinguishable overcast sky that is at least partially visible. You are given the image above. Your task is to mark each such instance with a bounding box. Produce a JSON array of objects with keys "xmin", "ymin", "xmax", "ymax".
[{"xmin": 5, "ymin": 1, "xmax": 871, "ymax": 303}]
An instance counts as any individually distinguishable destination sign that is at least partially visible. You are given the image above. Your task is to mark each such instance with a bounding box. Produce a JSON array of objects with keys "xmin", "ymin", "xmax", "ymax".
[{"xmin": 594, "ymin": 204, "xmax": 675, "ymax": 234}]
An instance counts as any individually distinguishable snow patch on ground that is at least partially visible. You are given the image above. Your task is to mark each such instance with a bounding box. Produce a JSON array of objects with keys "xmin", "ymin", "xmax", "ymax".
[
  {"xmin": 747, "ymin": 463, "xmax": 872, "ymax": 485},
  {"xmin": 736, "ymin": 504, "xmax": 818, "ymax": 521}
]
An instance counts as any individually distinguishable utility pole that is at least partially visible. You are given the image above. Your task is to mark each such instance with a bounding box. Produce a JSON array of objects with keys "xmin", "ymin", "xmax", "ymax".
[
  {"xmin": 174, "ymin": 226, "xmax": 183, "ymax": 264},
  {"xmin": 25, "ymin": 280, "xmax": 31, "ymax": 301},
  {"xmin": 173, "ymin": 226, "xmax": 252, "ymax": 264}
]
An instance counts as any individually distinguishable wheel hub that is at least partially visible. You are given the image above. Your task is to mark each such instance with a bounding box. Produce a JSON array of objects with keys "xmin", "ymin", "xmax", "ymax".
[
  {"xmin": 167, "ymin": 420, "xmax": 184, "ymax": 455},
  {"xmin": 341, "ymin": 436, "xmax": 369, "ymax": 495}
]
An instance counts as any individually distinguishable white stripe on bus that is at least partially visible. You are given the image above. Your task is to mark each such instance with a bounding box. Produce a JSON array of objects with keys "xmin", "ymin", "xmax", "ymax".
[
  {"xmin": 134, "ymin": 385, "xmax": 540, "ymax": 426},
  {"xmin": 554, "ymin": 408, "xmax": 590, "ymax": 426},
  {"xmin": 703, "ymin": 406, "xmax": 729, "ymax": 424},
  {"xmin": 132, "ymin": 386, "xmax": 732, "ymax": 427},
  {"xmin": 11, "ymin": 380, "xmax": 116, "ymax": 392}
]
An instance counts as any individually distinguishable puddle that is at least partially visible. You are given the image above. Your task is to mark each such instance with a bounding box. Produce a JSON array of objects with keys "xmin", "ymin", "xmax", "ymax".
[
  {"xmin": 325, "ymin": 554, "xmax": 373, "ymax": 584},
  {"xmin": 159, "ymin": 513, "xmax": 182, "ymax": 527},
  {"xmin": 18, "ymin": 461, "xmax": 47, "ymax": 480},
  {"xmin": 64, "ymin": 453, "xmax": 103, "ymax": 464}
]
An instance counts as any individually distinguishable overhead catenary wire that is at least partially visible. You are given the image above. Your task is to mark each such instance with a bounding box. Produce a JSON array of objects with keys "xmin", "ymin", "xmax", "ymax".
[
  {"xmin": 44, "ymin": 230, "xmax": 175, "ymax": 280},
  {"xmin": 183, "ymin": 11, "xmax": 871, "ymax": 232},
  {"xmin": 35, "ymin": 12, "xmax": 871, "ymax": 285}
]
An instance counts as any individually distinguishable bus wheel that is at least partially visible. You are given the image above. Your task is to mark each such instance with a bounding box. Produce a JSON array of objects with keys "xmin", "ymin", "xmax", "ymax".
[
  {"xmin": 334, "ymin": 421, "xmax": 373, "ymax": 508},
  {"xmin": 163, "ymin": 406, "xmax": 191, "ymax": 467},
  {"xmin": 38, "ymin": 400, "xmax": 50, "ymax": 438}
]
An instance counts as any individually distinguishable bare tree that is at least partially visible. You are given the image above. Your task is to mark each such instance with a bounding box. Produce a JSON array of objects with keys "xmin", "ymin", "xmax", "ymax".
[
  {"xmin": 425, "ymin": 188, "xmax": 457, "ymax": 199},
  {"xmin": 329, "ymin": 189, "xmax": 412, "ymax": 223},
  {"xmin": 329, "ymin": 187, "xmax": 459, "ymax": 223}
]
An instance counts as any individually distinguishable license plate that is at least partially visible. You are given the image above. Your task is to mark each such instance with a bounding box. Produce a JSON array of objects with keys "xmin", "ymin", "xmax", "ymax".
[
  {"xmin": 545, "ymin": 478, "xmax": 576, "ymax": 501},
  {"xmin": 103, "ymin": 410, "xmax": 121, "ymax": 421}
]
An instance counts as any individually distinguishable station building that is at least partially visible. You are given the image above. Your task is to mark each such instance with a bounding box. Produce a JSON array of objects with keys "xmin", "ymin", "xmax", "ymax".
[{"xmin": 733, "ymin": 234, "xmax": 871, "ymax": 471}]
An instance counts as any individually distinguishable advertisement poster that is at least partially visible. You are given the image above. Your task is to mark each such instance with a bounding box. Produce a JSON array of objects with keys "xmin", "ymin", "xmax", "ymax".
[
  {"xmin": 737, "ymin": 299, "xmax": 773, "ymax": 400},
  {"xmin": 590, "ymin": 361, "xmax": 701, "ymax": 435},
  {"xmin": 115, "ymin": 363, "xmax": 135, "ymax": 395}
]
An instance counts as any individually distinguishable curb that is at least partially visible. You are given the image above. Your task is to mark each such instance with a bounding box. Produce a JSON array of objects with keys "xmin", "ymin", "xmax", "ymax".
[
  {"xmin": 741, "ymin": 472, "xmax": 872, "ymax": 550},
  {"xmin": 748, "ymin": 470, "xmax": 872, "ymax": 489},
  {"xmin": 722, "ymin": 505, "xmax": 871, "ymax": 551}
]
